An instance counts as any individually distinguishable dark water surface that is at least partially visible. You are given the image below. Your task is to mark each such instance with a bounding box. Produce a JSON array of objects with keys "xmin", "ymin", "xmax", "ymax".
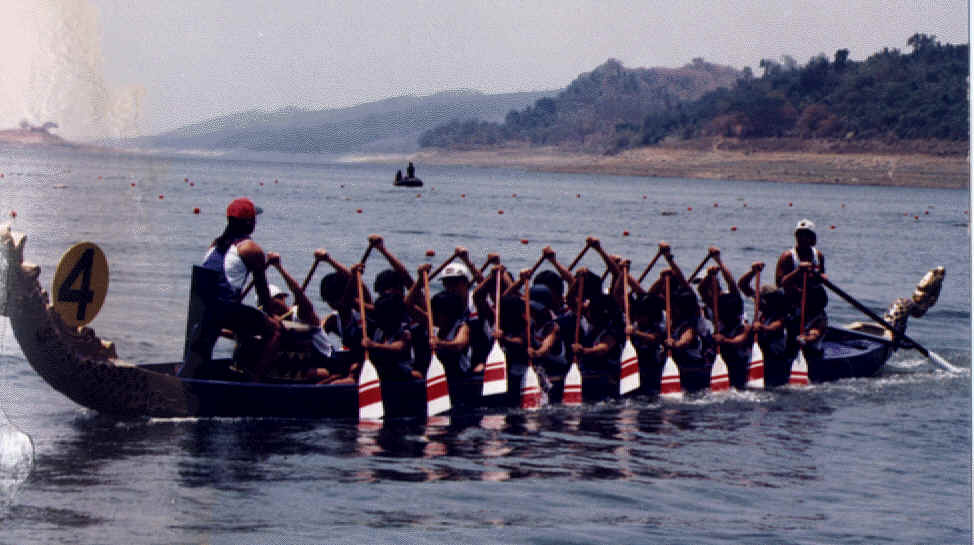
[{"xmin": 0, "ymin": 146, "xmax": 969, "ymax": 544}]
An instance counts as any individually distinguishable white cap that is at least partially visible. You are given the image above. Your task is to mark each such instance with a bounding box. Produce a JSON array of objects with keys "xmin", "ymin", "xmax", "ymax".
[
  {"xmin": 440, "ymin": 263, "xmax": 471, "ymax": 283},
  {"xmin": 795, "ymin": 218, "xmax": 816, "ymax": 233},
  {"xmin": 268, "ymin": 284, "xmax": 287, "ymax": 299}
]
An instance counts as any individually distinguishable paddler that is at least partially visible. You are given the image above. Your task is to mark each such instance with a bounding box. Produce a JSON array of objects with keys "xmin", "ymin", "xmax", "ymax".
[
  {"xmin": 739, "ymin": 262, "xmax": 792, "ymax": 386},
  {"xmin": 625, "ymin": 292, "xmax": 666, "ymax": 392},
  {"xmin": 428, "ymin": 290, "xmax": 473, "ymax": 383},
  {"xmin": 263, "ymin": 252, "xmax": 350, "ymax": 384},
  {"xmin": 316, "ymin": 248, "xmax": 367, "ymax": 376},
  {"xmin": 187, "ymin": 197, "xmax": 283, "ymax": 380},
  {"xmin": 699, "ymin": 254, "xmax": 753, "ymax": 389},
  {"xmin": 775, "ymin": 219, "xmax": 826, "ymax": 286},
  {"xmin": 571, "ymin": 285, "xmax": 624, "ymax": 383}
]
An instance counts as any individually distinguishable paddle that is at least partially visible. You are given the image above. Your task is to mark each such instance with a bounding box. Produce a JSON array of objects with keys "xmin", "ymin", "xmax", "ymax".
[
  {"xmin": 423, "ymin": 269, "xmax": 450, "ymax": 416},
  {"xmin": 356, "ymin": 267, "xmax": 383, "ymax": 420},
  {"xmin": 817, "ymin": 274, "xmax": 956, "ymax": 372},
  {"xmin": 482, "ymin": 269, "xmax": 508, "ymax": 396},
  {"xmin": 746, "ymin": 268, "xmax": 766, "ymax": 389},
  {"xmin": 660, "ymin": 274, "xmax": 683, "ymax": 400},
  {"xmin": 567, "ymin": 244, "xmax": 590, "ymax": 271},
  {"xmin": 563, "ymin": 272, "xmax": 584, "ymax": 406},
  {"xmin": 636, "ymin": 249, "xmax": 663, "ymax": 285},
  {"xmin": 520, "ymin": 279, "xmax": 542, "ymax": 409},
  {"xmin": 788, "ymin": 270, "xmax": 810, "ymax": 386},
  {"xmin": 687, "ymin": 252, "xmax": 713, "ymax": 283},
  {"xmin": 619, "ymin": 263, "xmax": 640, "ymax": 395},
  {"xmin": 709, "ymin": 274, "xmax": 730, "ymax": 392}
]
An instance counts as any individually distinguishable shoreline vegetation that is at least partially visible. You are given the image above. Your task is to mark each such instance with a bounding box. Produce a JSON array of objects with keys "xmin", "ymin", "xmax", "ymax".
[{"xmin": 407, "ymin": 138, "xmax": 969, "ymax": 189}]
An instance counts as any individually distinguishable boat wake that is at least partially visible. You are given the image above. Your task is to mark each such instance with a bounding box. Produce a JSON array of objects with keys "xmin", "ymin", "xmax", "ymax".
[{"xmin": 0, "ymin": 410, "xmax": 33, "ymax": 513}]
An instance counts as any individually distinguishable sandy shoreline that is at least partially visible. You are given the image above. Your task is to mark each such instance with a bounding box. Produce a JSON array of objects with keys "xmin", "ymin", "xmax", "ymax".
[{"xmin": 401, "ymin": 145, "xmax": 970, "ymax": 189}]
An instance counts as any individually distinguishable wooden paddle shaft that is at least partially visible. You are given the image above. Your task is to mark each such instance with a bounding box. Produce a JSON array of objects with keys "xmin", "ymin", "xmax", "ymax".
[
  {"xmin": 567, "ymin": 245, "xmax": 590, "ymax": 270},
  {"xmin": 622, "ymin": 263, "xmax": 630, "ymax": 327},
  {"xmin": 359, "ymin": 244, "xmax": 374, "ymax": 265},
  {"xmin": 493, "ymin": 270, "xmax": 501, "ymax": 338},
  {"xmin": 523, "ymin": 279, "xmax": 532, "ymax": 366},
  {"xmin": 688, "ymin": 253, "xmax": 712, "ymax": 282},
  {"xmin": 799, "ymin": 269, "xmax": 808, "ymax": 334},
  {"xmin": 664, "ymin": 274, "xmax": 672, "ymax": 353},
  {"xmin": 300, "ymin": 260, "xmax": 320, "ymax": 292},
  {"xmin": 423, "ymin": 269, "xmax": 434, "ymax": 341},
  {"xmin": 356, "ymin": 268, "xmax": 369, "ymax": 361},
  {"xmin": 573, "ymin": 273, "xmax": 585, "ymax": 365},
  {"xmin": 637, "ymin": 250, "xmax": 662, "ymax": 284}
]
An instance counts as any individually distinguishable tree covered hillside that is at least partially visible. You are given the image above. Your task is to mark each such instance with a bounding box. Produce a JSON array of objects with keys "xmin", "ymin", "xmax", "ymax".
[
  {"xmin": 419, "ymin": 58, "xmax": 741, "ymax": 151},
  {"xmin": 421, "ymin": 34, "xmax": 968, "ymax": 154},
  {"xmin": 640, "ymin": 34, "xmax": 968, "ymax": 146}
]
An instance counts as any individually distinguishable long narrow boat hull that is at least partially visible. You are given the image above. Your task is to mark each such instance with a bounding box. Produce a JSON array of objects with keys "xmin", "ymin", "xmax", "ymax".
[{"xmin": 0, "ymin": 226, "xmax": 931, "ymax": 419}]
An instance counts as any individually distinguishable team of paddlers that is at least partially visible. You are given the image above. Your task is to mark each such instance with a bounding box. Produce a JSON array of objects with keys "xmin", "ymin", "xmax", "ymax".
[{"xmin": 181, "ymin": 197, "xmax": 830, "ymax": 397}]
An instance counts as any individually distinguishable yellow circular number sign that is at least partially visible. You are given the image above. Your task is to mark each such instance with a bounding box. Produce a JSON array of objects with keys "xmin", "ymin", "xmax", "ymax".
[{"xmin": 52, "ymin": 242, "xmax": 109, "ymax": 328}]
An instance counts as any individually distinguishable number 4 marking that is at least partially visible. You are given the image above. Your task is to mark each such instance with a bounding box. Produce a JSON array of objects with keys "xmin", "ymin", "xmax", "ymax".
[{"xmin": 57, "ymin": 248, "xmax": 95, "ymax": 321}]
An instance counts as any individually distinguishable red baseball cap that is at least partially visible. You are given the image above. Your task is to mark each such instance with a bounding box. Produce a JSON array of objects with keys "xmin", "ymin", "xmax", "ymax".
[{"xmin": 226, "ymin": 197, "xmax": 262, "ymax": 219}]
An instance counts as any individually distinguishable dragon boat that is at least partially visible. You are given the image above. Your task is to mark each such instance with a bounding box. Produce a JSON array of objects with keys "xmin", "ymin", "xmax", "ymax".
[{"xmin": 0, "ymin": 225, "xmax": 945, "ymax": 420}]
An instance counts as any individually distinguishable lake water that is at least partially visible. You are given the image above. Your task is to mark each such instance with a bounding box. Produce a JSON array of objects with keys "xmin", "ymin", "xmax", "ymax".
[{"xmin": 0, "ymin": 145, "xmax": 969, "ymax": 544}]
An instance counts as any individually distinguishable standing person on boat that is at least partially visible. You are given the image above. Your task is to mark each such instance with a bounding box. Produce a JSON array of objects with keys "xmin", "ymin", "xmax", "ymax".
[
  {"xmin": 775, "ymin": 219, "xmax": 826, "ymax": 286},
  {"xmin": 776, "ymin": 220, "xmax": 828, "ymax": 361},
  {"xmin": 395, "ymin": 170, "xmax": 403, "ymax": 184},
  {"xmin": 188, "ymin": 197, "xmax": 283, "ymax": 380},
  {"xmin": 406, "ymin": 161, "xmax": 416, "ymax": 179},
  {"xmin": 262, "ymin": 253, "xmax": 350, "ymax": 383}
]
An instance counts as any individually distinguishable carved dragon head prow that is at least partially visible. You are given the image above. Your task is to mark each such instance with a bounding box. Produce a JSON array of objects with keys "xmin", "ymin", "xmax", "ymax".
[{"xmin": 846, "ymin": 266, "xmax": 946, "ymax": 341}]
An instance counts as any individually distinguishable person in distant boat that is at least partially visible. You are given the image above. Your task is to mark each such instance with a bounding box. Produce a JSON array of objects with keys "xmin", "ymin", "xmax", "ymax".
[
  {"xmin": 406, "ymin": 161, "xmax": 416, "ymax": 179},
  {"xmin": 188, "ymin": 197, "xmax": 283, "ymax": 380},
  {"xmin": 395, "ymin": 170, "xmax": 403, "ymax": 183}
]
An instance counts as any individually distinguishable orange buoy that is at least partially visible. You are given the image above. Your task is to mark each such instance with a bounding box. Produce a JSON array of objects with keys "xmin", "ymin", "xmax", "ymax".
[
  {"xmin": 512, "ymin": 193, "xmax": 517, "ymax": 197},
  {"xmin": 914, "ymin": 216, "xmax": 919, "ymax": 220},
  {"xmin": 189, "ymin": 182, "xmax": 195, "ymax": 187},
  {"xmin": 425, "ymin": 249, "xmax": 435, "ymax": 257},
  {"xmin": 830, "ymin": 225, "xmax": 835, "ymax": 229},
  {"xmin": 576, "ymin": 194, "xmax": 581, "ymax": 198},
  {"xmin": 274, "ymin": 179, "xmax": 279, "ymax": 184},
  {"xmin": 97, "ymin": 176, "xmax": 102, "ymax": 180},
  {"xmin": 642, "ymin": 195, "xmax": 647, "ymax": 199},
  {"xmin": 687, "ymin": 207, "xmax": 692, "ymax": 211},
  {"xmin": 10, "ymin": 210, "xmax": 16, "ymax": 218},
  {"xmin": 743, "ymin": 203, "xmax": 747, "ymax": 207},
  {"xmin": 158, "ymin": 194, "xmax": 164, "ymax": 200},
  {"xmin": 788, "ymin": 202, "xmax": 793, "ymax": 207},
  {"xmin": 520, "ymin": 239, "xmax": 528, "ymax": 244},
  {"xmin": 460, "ymin": 193, "xmax": 466, "ymax": 198},
  {"xmin": 713, "ymin": 203, "xmax": 718, "ymax": 207},
  {"xmin": 416, "ymin": 193, "xmax": 421, "ymax": 198},
  {"xmin": 623, "ymin": 231, "xmax": 630, "ymax": 236},
  {"xmin": 193, "ymin": 207, "xmax": 200, "ymax": 214},
  {"xmin": 357, "ymin": 209, "xmax": 363, "ymax": 214},
  {"xmin": 498, "ymin": 210, "xmax": 504, "ymax": 215},
  {"xmin": 841, "ymin": 203, "xmax": 846, "ymax": 208},
  {"xmin": 924, "ymin": 210, "xmax": 929, "ymax": 215},
  {"xmin": 259, "ymin": 182, "xmax": 264, "ymax": 186},
  {"xmin": 730, "ymin": 226, "xmax": 737, "ymax": 231},
  {"xmin": 184, "ymin": 178, "xmax": 189, "ymax": 182},
  {"xmin": 130, "ymin": 182, "xmax": 136, "ymax": 188}
]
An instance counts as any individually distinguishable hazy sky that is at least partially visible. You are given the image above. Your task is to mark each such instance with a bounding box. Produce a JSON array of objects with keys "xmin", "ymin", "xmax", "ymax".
[{"xmin": 0, "ymin": 0, "xmax": 968, "ymax": 139}]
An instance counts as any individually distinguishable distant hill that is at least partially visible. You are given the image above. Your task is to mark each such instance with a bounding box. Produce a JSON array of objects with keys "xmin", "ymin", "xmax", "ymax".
[
  {"xmin": 636, "ymin": 34, "xmax": 968, "ymax": 146},
  {"xmin": 126, "ymin": 90, "xmax": 557, "ymax": 154},
  {"xmin": 419, "ymin": 58, "xmax": 742, "ymax": 152}
]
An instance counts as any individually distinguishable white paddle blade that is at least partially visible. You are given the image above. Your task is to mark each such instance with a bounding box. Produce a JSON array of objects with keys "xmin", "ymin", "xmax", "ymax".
[
  {"xmin": 357, "ymin": 358, "xmax": 383, "ymax": 421},
  {"xmin": 746, "ymin": 340, "xmax": 765, "ymax": 389},
  {"xmin": 660, "ymin": 354, "xmax": 683, "ymax": 401},
  {"xmin": 929, "ymin": 351, "xmax": 960, "ymax": 373},
  {"xmin": 619, "ymin": 339, "xmax": 641, "ymax": 396},
  {"xmin": 482, "ymin": 341, "xmax": 508, "ymax": 396},
  {"xmin": 710, "ymin": 352, "xmax": 730, "ymax": 392},
  {"xmin": 788, "ymin": 350, "xmax": 810, "ymax": 386},
  {"xmin": 426, "ymin": 355, "xmax": 451, "ymax": 416},
  {"xmin": 563, "ymin": 362, "xmax": 582, "ymax": 406},
  {"xmin": 520, "ymin": 366, "xmax": 542, "ymax": 410}
]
